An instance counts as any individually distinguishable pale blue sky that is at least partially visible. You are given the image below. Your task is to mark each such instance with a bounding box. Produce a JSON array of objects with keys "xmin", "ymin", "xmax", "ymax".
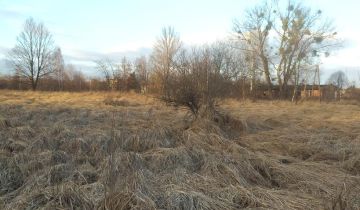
[{"xmin": 0, "ymin": 0, "xmax": 359, "ymax": 81}]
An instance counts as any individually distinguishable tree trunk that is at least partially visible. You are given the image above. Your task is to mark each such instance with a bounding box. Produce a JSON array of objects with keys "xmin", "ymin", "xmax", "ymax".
[
  {"xmin": 277, "ymin": 70, "xmax": 283, "ymax": 98},
  {"xmin": 260, "ymin": 53, "xmax": 273, "ymax": 99},
  {"xmin": 303, "ymin": 82, "xmax": 307, "ymax": 100},
  {"xmin": 317, "ymin": 65, "xmax": 321, "ymax": 103},
  {"xmin": 31, "ymin": 78, "xmax": 37, "ymax": 91},
  {"xmin": 250, "ymin": 73, "xmax": 256, "ymax": 100},
  {"xmin": 291, "ymin": 61, "xmax": 301, "ymax": 103},
  {"xmin": 292, "ymin": 85, "xmax": 298, "ymax": 103},
  {"xmin": 242, "ymin": 77, "xmax": 246, "ymax": 101}
]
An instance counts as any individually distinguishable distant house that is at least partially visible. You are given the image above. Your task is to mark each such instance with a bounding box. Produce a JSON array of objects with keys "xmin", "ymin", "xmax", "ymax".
[
  {"xmin": 258, "ymin": 84, "xmax": 338, "ymax": 100},
  {"xmin": 300, "ymin": 84, "xmax": 338, "ymax": 100}
]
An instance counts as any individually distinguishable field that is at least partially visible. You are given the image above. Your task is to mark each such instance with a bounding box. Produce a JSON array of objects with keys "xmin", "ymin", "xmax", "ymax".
[{"xmin": 0, "ymin": 90, "xmax": 360, "ymax": 209}]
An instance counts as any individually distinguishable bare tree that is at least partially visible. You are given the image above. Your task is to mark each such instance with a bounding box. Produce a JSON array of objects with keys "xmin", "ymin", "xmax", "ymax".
[
  {"xmin": 230, "ymin": 38, "xmax": 261, "ymax": 99},
  {"xmin": 95, "ymin": 59, "xmax": 119, "ymax": 90},
  {"xmin": 243, "ymin": 44, "xmax": 261, "ymax": 99},
  {"xmin": 209, "ymin": 41, "xmax": 241, "ymax": 99},
  {"xmin": 327, "ymin": 70, "xmax": 349, "ymax": 90},
  {"xmin": 169, "ymin": 44, "xmax": 240, "ymax": 115},
  {"xmin": 119, "ymin": 56, "xmax": 132, "ymax": 78},
  {"xmin": 234, "ymin": 0, "xmax": 339, "ymax": 100},
  {"xmin": 273, "ymin": 1, "xmax": 338, "ymax": 99},
  {"xmin": 8, "ymin": 17, "xmax": 55, "ymax": 90},
  {"xmin": 151, "ymin": 26, "xmax": 182, "ymax": 100},
  {"xmin": 170, "ymin": 47, "xmax": 210, "ymax": 115},
  {"xmin": 53, "ymin": 47, "xmax": 65, "ymax": 91},
  {"xmin": 65, "ymin": 64, "xmax": 87, "ymax": 91},
  {"xmin": 234, "ymin": 2, "xmax": 274, "ymax": 98},
  {"xmin": 134, "ymin": 56, "xmax": 149, "ymax": 93}
]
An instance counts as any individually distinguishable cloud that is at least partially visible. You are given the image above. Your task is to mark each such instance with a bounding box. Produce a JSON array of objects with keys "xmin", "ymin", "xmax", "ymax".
[
  {"xmin": 71, "ymin": 64, "xmax": 99, "ymax": 78},
  {"xmin": 0, "ymin": 8, "xmax": 23, "ymax": 19},
  {"xmin": 62, "ymin": 47, "xmax": 152, "ymax": 76},
  {"xmin": 322, "ymin": 47, "xmax": 360, "ymax": 69},
  {"xmin": 0, "ymin": 58, "xmax": 11, "ymax": 75},
  {"xmin": 0, "ymin": 3, "xmax": 33, "ymax": 21},
  {"xmin": 63, "ymin": 48, "xmax": 152, "ymax": 64},
  {"xmin": 320, "ymin": 65, "xmax": 360, "ymax": 86},
  {"xmin": 0, "ymin": 46, "xmax": 10, "ymax": 56}
]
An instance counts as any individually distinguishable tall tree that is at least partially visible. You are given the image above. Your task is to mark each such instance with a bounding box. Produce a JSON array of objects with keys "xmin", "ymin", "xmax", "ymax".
[
  {"xmin": 134, "ymin": 56, "xmax": 149, "ymax": 93},
  {"xmin": 151, "ymin": 26, "xmax": 182, "ymax": 100},
  {"xmin": 95, "ymin": 59, "xmax": 118, "ymax": 90},
  {"xmin": 65, "ymin": 64, "xmax": 87, "ymax": 91},
  {"xmin": 118, "ymin": 56, "xmax": 132, "ymax": 90},
  {"xmin": 9, "ymin": 17, "xmax": 55, "ymax": 90},
  {"xmin": 53, "ymin": 47, "xmax": 65, "ymax": 91},
  {"xmin": 273, "ymin": 1, "xmax": 337, "ymax": 98},
  {"xmin": 119, "ymin": 56, "xmax": 132, "ymax": 78},
  {"xmin": 210, "ymin": 41, "xmax": 241, "ymax": 99},
  {"xmin": 234, "ymin": 2, "xmax": 274, "ymax": 98},
  {"xmin": 327, "ymin": 70, "xmax": 348, "ymax": 90},
  {"xmin": 234, "ymin": 0, "xmax": 339, "ymax": 99}
]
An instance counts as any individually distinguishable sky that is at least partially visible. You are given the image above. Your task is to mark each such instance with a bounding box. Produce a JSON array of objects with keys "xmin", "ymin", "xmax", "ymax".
[{"xmin": 0, "ymin": 0, "xmax": 359, "ymax": 82}]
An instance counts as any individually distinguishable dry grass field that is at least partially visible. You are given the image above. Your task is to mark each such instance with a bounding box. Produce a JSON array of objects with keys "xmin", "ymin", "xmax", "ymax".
[{"xmin": 0, "ymin": 90, "xmax": 359, "ymax": 209}]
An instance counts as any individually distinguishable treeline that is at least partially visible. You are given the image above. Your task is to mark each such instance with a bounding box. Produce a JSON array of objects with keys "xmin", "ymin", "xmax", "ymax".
[
  {"xmin": 0, "ymin": 64, "xmax": 106, "ymax": 91},
  {"xmin": 1, "ymin": 0, "xmax": 360, "ymax": 103}
]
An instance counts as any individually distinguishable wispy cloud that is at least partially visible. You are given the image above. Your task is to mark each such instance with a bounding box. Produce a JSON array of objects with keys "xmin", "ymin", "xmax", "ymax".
[
  {"xmin": 0, "ymin": 58, "xmax": 11, "ymax": 75},
  {"xmin": 63, "ymin": 48, "xmax": 152, "ymax": 64},
  {"xmin": 0, "ymin": 3, "xmax": 33, "ymax": 20},
  {"xmin": 0, "ymin": 46, "xmax": 10, "ymax": 55},
  {"xmin": 0, "ymin": 8, "xmax": 23, "ymax": 19},
  {"xmin": 62, "ymin": 48, "xmax": 152, "ymax": 76}
]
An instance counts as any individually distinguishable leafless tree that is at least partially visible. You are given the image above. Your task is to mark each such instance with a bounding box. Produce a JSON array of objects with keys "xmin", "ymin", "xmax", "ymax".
[
  {"xmin": 134, "ymin": 56, "xmax": 149, "ymax": 93},
  {"xmin": 119, "ymin": 57, "xmax": 131, "ymax": 78},
  {"xmin": 65, "ymin": 64, "xmax": 87, "ymax": 91},
  {"xmin": 230, "ymin": 38, "xmax": 261, "ymax": 99},
  {"xmin": 8, "ymin": 17, "xmax": 55, "ymax": 90},
  {"xmin": 168, "ymin": 44, "xmax": 241, "ymax": 115},
  {"xmin": 273, "ymin": 1, "xmax": 338, "ymax": 99},
  {"xmin": 234, "ymin": 2, "xmax": 274, "ymax": 98},
  {"xmin": 170, "ymin": 47, "xmax": 210, "ymax": 114},
  {"xmin": 209, "ymin": 41, "xmax": 241, "ymax": 99},
  {"xmin": 95, "ymin": 59, "xmax": 119, "ymax": 90},
  {"xmin": 234, "ymin": 0, "xmax": 339, "ymax": 100},
  {"xmin": 117, "ymin": 57, "xmax": 132, "ymax": 90},
  {"xmin": 327, "ymin": 70, "xmax": 349, "ymax": 90},
  {"xmin": 151, "ymin": 26, "xmax": 182, "ymax": 100},
  {"xmin": 53, "ymin": 47, "xmax": 65, "ymax": 91}
]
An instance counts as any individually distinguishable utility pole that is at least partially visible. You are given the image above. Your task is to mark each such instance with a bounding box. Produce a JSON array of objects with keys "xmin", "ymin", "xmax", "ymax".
[{"xmin": 316, "ymin": 64, "xmax": 321, "ymax": 103}]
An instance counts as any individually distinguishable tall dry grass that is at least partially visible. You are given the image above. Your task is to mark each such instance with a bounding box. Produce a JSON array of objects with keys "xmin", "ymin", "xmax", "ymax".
[{"xmin": 0, "ymin": 90, "xmax": 359, "ymax": 209}]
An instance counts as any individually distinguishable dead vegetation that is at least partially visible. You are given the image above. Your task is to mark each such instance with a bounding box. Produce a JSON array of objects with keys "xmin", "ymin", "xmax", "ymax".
[{"xmin": 0, "ymin": 90, "xmax": 360, "ymax": 209}]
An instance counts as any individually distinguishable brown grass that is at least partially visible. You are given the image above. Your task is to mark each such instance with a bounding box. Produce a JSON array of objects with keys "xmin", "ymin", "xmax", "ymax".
[{"xmin": 0, "ymin": 90, "xmax": 359, "ymax": 209}]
